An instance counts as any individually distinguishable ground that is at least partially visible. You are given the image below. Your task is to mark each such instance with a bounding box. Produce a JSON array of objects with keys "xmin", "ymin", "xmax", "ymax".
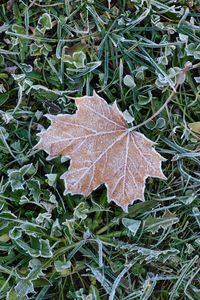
[{"xmin": 0, "ymin": 1, "xmax": 200, "ymax": 299}]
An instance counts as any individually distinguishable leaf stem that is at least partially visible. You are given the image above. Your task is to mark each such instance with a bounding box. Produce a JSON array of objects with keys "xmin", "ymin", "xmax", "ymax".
[{"xmin": 130, "ymin": 62, "xmax": 191, "ymax": 131}]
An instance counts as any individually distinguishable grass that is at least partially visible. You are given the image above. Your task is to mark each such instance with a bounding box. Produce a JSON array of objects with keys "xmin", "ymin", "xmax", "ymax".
[{"xmin": 0, "ymin": 0, "xmax": 200, "ymax": 299}]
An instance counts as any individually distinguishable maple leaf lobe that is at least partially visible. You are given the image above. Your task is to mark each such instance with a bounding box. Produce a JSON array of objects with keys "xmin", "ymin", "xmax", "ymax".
[{"xmin": 35, "ymin": 91, "xmax": 166, "ymax": 212}]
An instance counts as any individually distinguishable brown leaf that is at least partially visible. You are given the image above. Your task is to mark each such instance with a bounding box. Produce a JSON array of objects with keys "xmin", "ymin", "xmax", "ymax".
[
  {"xmin": 189, "ymin": 122, "xmax": 200, "ymax": 133},
  {"xmin": 35, "ymin": 91, "xmax": 166, "ymax": 212}
]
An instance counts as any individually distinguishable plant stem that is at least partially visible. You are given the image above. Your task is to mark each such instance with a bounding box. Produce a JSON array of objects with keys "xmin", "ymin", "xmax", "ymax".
[{"xmin": 130, "ymin": 62, "xmax": 191, "ymax": 131}]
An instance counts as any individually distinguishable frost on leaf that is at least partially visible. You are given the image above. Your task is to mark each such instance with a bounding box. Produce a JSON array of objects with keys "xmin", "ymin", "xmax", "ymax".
[{"xmin": 35, "ymin": 91, "xmax": 166, "ymax": 212}]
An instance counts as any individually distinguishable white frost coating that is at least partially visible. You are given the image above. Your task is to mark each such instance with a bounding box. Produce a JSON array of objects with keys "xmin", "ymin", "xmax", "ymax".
[{"xmin": 35, "ymin": 90, "xmax": 166, "ymax": 212}]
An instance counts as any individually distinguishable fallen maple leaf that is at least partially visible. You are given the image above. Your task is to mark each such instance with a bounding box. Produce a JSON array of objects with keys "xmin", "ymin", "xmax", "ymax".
[{"xmin": 35, "ymin": 91, "xmax": 166, "ymax": 212}]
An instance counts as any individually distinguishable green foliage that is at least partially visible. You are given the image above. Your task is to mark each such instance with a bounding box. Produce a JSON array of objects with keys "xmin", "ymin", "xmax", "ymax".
[{"xmin": 0, "ymin": 0, "xmax": 200, "ymax": 299}]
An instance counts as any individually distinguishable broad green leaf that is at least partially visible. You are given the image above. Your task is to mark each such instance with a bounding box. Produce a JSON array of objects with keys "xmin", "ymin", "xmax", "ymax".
[
  {"xmin": 28, "ymin": 258, "xmax": 45, "ymax": 278},
  {"xmin": 186, "ymin": 43, "xmax": 200, "ymax": 59},
  {"xmin": 73, "ymin": 202, "xmax": 89, "ymax": 220},
  {"xmin": 8, "ymin": 164, "xmax": 35, "ymax": 191},
  {"xmin": 9, "ymin": 227, "xmax": 22, "ymax": 240},
  {"xmin": 15, "ymin": 280, "xmax": 34, "ymax": 300},
  {"xmin": 73, "ymin": 51, "xmax": 86, "ymax": 68},
  {"xmin": 38, "ymin": 13, "xmax": 52, "ymax": 30},
  {"xmin": 123, "ymin": 75, "xmax": 136, "ymax": 88},
  {"xmin": 45, "ymin": 173, "xmax": 57, "ymax": 187},
  {"xmin": 54, "ymin": 260, "xmax": 71, "ymax": 272},
  {"xmin": 51, "ymin": 219, "xmax": 62, "ymax": 237},
  {"xmin": 27, "ymin": 179, "xmax": 41, "ymax": 202},
  {"xmin": 39, "ymin": 239, "xmax": 53, "ymax": 258},
  {"xmin": 122, "ymin": 218, "xmax": 141, "ymax": 236},
  {"xmin": 12, "ymin": 24, "xmax": 26, "ymax": 34}
]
